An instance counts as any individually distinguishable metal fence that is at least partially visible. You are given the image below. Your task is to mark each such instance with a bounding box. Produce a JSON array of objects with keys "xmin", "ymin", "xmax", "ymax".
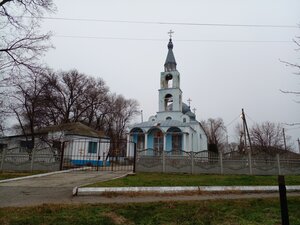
[{"xmin": 136, "ymin": 149, "xmax": 300, "ymax": 175}]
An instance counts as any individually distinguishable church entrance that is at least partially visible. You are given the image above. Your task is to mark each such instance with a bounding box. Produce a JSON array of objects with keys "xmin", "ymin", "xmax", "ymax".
[
  {"xmin": 148, "ymin": 128, "xmax": 163, "ymax": 155},
  {"xmin": 166, "ymin": 127, "xmax": 182, "ymax": 154}
]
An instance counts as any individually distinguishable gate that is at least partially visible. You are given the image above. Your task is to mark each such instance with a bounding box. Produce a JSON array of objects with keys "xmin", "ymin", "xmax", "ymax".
[{"xmin": 60, "ymin": 139, "xmax": 136, "ymax": 172}]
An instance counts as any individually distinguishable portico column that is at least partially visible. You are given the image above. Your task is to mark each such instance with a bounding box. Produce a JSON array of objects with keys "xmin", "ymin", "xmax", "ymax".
[
  {"xmin": 144, "ymin": 132, "xmax": 148, "ymax": 150},
  {"xmin": 163, "ymin": 133, "xmax": 166, "ymax": 152},
  {"xmin": 182, "ymin": 133, "xmax": 186, "ymax": 151}
]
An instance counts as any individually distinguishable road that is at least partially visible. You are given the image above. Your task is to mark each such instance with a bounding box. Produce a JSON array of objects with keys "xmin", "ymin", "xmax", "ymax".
[
  {"xmin": 1, "ymin": 171, "xmax": 300, "ymax": 208},
  {"xmin": 0, "ymin": 170, "xmax": 129, "ymax": 207}
]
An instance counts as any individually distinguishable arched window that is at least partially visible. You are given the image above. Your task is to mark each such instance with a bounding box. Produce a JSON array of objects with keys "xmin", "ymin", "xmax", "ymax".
[
  {"xmin": 166, "ymin": 117, "xmax": 172, "ymax": 120},
  {"xmin": 165, "ymin": 74, "xmax": 173, "ymax": 88},
  {"xmin": 183, "ymin": 118, "xmax": 186, "ymax": 123},
  {"xmin": 164, "ymin": 94, "xmax": 173, "ymax": 111}
]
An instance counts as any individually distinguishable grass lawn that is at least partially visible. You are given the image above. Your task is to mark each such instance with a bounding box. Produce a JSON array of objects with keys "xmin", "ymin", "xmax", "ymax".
[
  {"xmin": 1, "ymin": 197, "xmax": 300, "ymax": 225},
  {"xmin": 0, "ymin": 171, "xmax": 45, "ymax": 180},
  {"xmin": 87, "ymin": 172, "xmax": 300, "ymax": 187}
]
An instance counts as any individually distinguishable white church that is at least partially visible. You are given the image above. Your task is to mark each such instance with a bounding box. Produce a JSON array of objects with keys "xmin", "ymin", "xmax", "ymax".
[{"xmin": 128, "ymin": 34, "xmax": 208, "ymax": 155}]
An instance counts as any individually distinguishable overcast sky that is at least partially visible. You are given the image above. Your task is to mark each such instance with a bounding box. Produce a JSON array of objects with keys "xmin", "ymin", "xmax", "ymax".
[{"xmin": 41, "ymin": 0, "xmax": 300, "ymax": 148}]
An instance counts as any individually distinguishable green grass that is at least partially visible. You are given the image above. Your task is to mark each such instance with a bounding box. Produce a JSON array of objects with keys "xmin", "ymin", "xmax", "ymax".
[
  {"xmin": 0, "ymin": 197, "xmax": 300, "ymax": 225},
  {"xmin": 0, "ymin": 171, "xmax": 45, "ymax": 180},
  {"xmin": 87, "ymin": 172, "xmax": 300, "ymax": 187}
]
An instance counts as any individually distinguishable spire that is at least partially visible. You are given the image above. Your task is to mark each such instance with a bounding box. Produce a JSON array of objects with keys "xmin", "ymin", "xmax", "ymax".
[{"xmin": 164, "ymin": 30, "xmax": 177, "ymax": 72}]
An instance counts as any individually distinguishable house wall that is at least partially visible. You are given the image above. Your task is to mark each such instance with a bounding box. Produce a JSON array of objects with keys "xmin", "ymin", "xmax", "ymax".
[{"xmin": 63, "ymin": 135, "xmax": 110, "ymax": 166}]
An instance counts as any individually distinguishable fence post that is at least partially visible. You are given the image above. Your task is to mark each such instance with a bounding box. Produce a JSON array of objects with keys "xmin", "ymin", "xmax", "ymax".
[
  {"xmin": 277, "ymin": 154, "xmax": 281, "ymax": 175},
  {"xmin": 133, "ymin": 143, "xmax": 137, "ymax": 173},
  {"xmin": 220, "ymin": 151, "xmax": 224, "ymax": 174},
  {"xmin": 248, "ymin": 151, "xmax": 253, "ymax": 175},
  {"xmin": 191, "ymin": 152, "xmax": 194, "ymax": 174},
  {"xmin": 59, "ymin": 142, "xmax": 65, "ymax": 171},
  {"xmin": 278, "ymin": 175, "xmax": 290, "ymax": 225},
  {"xmin": 162, "ymin": 150, "xmax": 166, "ymax": 173},
  {"xmin": 30, "ymin": 149, "xmax": 35, "ymax": 172},
  {"xmin": 0, "ymin": 147, "xmax": 6, "ymax": 172}
]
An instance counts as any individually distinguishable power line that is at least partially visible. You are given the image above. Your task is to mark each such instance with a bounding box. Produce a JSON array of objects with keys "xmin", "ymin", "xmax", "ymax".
[
  {"xmin": 54, "ymin": 35, "xmax": 292, "ymax": 43},
  {"xmin": 225, "ymin": 115, "xmax": 241, "ymax": 127},
  {"xmin": 29, "ymin": 16, "xmax": 299, "ymax": 29}
]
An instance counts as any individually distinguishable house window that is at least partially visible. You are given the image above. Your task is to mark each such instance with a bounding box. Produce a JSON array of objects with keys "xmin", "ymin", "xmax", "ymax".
[
  {"xmin": 52, "ymin": 141, "xmax": 62, "ymax": 150},
  {"xmin": 88, "ymin": 141, "xmax": 97, "ymax": 154},
  {"xmin": 20, "ymin": 140, "xmax": 33, "ymax": 152}
]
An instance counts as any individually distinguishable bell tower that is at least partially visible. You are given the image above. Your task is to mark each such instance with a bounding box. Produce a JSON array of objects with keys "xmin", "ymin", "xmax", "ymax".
[{"xmin": 157, "ymin": 31, "xmax": 183, "ymax": 120}]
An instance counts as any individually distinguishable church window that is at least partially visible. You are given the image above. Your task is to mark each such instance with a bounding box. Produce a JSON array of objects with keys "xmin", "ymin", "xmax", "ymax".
[
  {"xmin": 166, "ymin": 117, "xmax": 172, "ymax": 120},
  {"xmin": 183, "ymin": 118, "xmax": 186, "ymax": 123},
  {"xmin": 164, "ymin": 94, "xmax": 173, "ymax": 111}
]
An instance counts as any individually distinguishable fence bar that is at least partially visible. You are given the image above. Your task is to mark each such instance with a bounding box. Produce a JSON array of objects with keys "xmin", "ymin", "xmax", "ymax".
[
  {"xmin": 59, "ymin": 142, "xmax": 65, "ymax": 171},
  {"xmin": 133, "ymin": 143, "xmax": 137, "ymax": 173}
]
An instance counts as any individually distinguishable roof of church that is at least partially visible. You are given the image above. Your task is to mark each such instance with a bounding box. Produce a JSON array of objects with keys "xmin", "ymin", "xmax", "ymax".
[
  {"xmin": 164, "ymin": 38, "xmax": 177, "ymax": 71},
  {"xmin": 131, "ymin": 119, "xmax": 189, "ymax": 129}
]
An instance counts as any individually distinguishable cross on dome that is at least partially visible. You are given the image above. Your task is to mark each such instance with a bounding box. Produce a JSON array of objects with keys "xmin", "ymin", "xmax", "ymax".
[{"xmin": 168, "ymin": 30, "xmax": 174, "ymax": 39}]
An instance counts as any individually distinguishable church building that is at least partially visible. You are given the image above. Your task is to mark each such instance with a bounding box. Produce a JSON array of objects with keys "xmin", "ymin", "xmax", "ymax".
[{"xmin": 128, "ymin": 35, "xmax": 208, "ymax": 155}]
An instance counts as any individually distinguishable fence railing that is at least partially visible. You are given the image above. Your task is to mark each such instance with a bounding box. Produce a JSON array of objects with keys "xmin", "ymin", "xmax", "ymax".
[{"xmin": 136, "ymin": 149, "xmax": 300, "ymax": 175}]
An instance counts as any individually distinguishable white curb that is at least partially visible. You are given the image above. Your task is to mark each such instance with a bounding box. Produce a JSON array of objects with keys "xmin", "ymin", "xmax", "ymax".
[
  {"xmin": 0, "ymin": 167, "xmax": 91, "ymax": 183},
  {"xmin": 76, "ymin": 185, "xmax": 300, "ymax": 196}
]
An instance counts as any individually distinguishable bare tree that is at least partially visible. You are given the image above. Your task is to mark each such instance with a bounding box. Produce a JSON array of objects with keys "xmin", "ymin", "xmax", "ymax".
[
  {"xmin": 280, "ymin": 37, "xmax": 300, "ymax": 100},
  {"xmin": 104, "ymin": 94, "xmax": 139, "ymax": 156},
  {"xmin": 0, "ymin": 0, "xmax": 55, "ymax": 79},
  {"xmin": 8, "ymin": 68, "xmax": 49, "ymax": 151},
  {"xmin": 201, "ymin": 118, "xmax": 227, "ymax": 153},
  {"xmin": 250, "ymin": 121, "xmax": 291, "ymax": 152}
]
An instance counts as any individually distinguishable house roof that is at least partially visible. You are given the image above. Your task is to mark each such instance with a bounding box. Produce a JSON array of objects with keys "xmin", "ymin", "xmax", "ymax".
[{"xmin": 40, "ymin": 122, "xmax": 107, "ymax": 139}]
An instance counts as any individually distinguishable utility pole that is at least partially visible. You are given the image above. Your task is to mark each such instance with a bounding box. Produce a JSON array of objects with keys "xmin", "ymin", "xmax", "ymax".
[
  {"xmin": 297, "ymin": 138, "xmax": 300, "ymax": 153},
  {"xmin": 241, "ymin": 108, "xmax": 253, "ymax": 153},
  {"xmin": 282, "ymin": 128, "xmax": 287, "ymax": 151}
]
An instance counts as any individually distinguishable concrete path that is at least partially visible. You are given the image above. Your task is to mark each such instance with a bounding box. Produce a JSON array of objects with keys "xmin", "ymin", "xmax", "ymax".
[{"xmin": 0, "ymin": 170, "xmax": 129, "ymax": 207}]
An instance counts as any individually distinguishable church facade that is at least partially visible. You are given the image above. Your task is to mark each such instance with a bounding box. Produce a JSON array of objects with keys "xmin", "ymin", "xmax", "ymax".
[{"xmin": 128, "ymin": 37, "xmax": 208, "ymax": 155}]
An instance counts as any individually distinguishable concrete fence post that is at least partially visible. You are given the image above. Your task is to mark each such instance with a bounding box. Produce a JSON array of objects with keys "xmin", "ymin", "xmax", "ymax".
[
  {"xmin": 30, "ymin": 149, "xmax": 35, "ymax": 172},
  {"xmin": 0, "ymin": 147, "xmax": 6, "ymax": 172},
  {"xmin": 248, "ymin": 151, "xmax": 253, "ymax": 175},
  {"xmin": 277, "ymin": 154, "xmax": 281, "ymax": 175},
  {"xmin": 220, "ymin": 151, "xmax": 224, "ymax": 174},
  {"xmin": 162, "ymin": 150, "xmax": 166, "ymax": 173},
  {"xmin": 191, "ymin": 152, "xmax": 194, "ymax": 174}
]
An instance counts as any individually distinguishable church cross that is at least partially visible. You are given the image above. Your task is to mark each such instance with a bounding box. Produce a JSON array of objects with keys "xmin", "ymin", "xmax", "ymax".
[
  {"xmin": 168, "ymin": 30, "xmax": 174, "ymax": 38},
  {"xmin": 187, "ymin": 98, "xmax": 192, "ymax": 107},
  {"xmin": 193, "ymin": 108, "xmax": 197, "ymax": 114}
]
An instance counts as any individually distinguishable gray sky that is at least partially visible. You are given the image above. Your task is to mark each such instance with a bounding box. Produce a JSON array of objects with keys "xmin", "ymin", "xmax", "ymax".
[{"xmin": 41, "ymin": 0, "xmax": 300, "ymax": 148}]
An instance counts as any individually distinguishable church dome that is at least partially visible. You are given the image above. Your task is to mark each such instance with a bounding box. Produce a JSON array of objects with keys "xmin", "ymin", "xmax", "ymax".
[{"xmin": 167, "ymin": 102, "xmax": 196, "ymax": 120}]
